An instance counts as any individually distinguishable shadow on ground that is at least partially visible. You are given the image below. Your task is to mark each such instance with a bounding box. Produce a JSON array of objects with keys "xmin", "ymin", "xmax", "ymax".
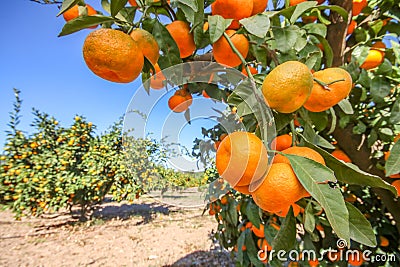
[{"xmin": 165, "ymin": 250, "xmax": 235, "ymax": 267}]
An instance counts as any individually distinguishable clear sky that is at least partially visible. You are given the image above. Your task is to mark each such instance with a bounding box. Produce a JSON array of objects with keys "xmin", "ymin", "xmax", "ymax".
[{"xmin": 0, "ymin": 0, "xmax": 141, "ymax": 147}]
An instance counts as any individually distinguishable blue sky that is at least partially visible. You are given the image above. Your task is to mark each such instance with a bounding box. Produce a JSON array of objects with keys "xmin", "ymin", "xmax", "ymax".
[{"xmin": 0, "ymin": 0, "xmax": 140, "ymax": 146}]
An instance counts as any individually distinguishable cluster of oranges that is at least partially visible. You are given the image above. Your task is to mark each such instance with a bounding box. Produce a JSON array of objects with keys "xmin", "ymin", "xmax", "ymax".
[
  {"xmin": 262, "ymin": 61, "xmax": 353, "ymax": 113},
  {"xmin": 168, "ymin": 87, "xmax": 193, "ymax": 113}
]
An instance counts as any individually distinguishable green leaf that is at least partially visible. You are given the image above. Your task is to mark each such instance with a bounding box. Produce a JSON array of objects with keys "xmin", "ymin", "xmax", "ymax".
[
  {"xmin": 58, "ymin": 15, "xmax": 116, "ymax": 37},
  {"xmin": 304, "ymin": 201, "xmax": 316, "ymax": 234},
  {"xmin": 57, "ymin": 0, "xmax": 81, "ymax": 16},
  {"xmin": 152, "ymin": 20, "xmax": 182, "ymax": 69},
  {"xmin": 303, "ymin": 23, "xmax": 327, "ymax": 38},
  {"xmin": 370, "ymin": 77, "xmax": 391, "ymax": 103},
  {"xmin": 303, "ymin": 124, "xmax": 335, "ymax": 149},
  {"xmin": 271, "ymin": 207, "xmax": 296, "ymax": 251},
  {"xmin": 240, "ymin": 14, "xmax": 270, "ymax": 38},
  {"xmin": 237, "ymin": 231, "xmax": 246, "ymax": 265},
  {"xmin": 285, "ymin": 154, "xmax": 350, "ymax": 243},
  {"xmin": 308, "ymin": 111, "xmax": 328, "ymax": 132},
  {"xmin": 245, "ymin": 232, "xmax": 264, "ymax": 267},
  {"xmin": 227, "ymin": 199, "xmax": 238, "ymax": 225},
  {"xmin": 110, "ymin": 0, "xmax": 128, "ymax": 17},
  {"xmin": 316, "ymin": 4, "xmax": 348, "ymax": 22},
  {"xmin": 390, "ymin": 98, "xmax": 400, "ymax": 124},
  {"xmin": 246, "ymin": 201, "xmax": 261, "ymax": 228},
  {"xmin": 346, "ymin": 202, "xmax": 377, "ymax": 247},
  {"xmin": 177, "ymin": 4, "xmax": 195, "ymax": 23},
  {"xmin": 273, "ymin": 112, "xmax": 293, "ymax": 132},
  {"xmin": 248, "ymin": 35, "xmax": 268, "ymax": 67},
  {"xmin": 176, "ymin": 0, "xmax": 198, "ymax": 12},
  {"xmin": 338, "ymin": 99, "xmax": 354, "ymax": 115},
  {"xmin": 272, "ymin": 26, "xmax": 300, "ymax": 53},
  {"xmin": 290, "ymin": 1, "xmax": 318, "ymax": 23},
  {"xmin": 208, "ymin": 15, "xmax": 232, "ymax": 43},
  {"xmin": 353, "ymin": 121, "xmax": 367, "ymax": 134},
  {"xmin": 386, "ymin": 140, "xmax": 400, "ymax": 176},
  {"xmin": 301, "ymin": 138, "xmax": 397, "ymax": 196},
  {"xmin": 311, "ymin": 34, "xmax": 333, "ymax": 67},
  {"xmin": 192, "ymin": 0, "xmax": 207, "ymax": 48}
]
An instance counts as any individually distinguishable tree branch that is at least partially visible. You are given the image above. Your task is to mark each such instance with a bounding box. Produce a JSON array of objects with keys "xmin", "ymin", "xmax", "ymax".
[{"xmin": 326, "ymin": 0, "xmax": 353, "ymax": 67}]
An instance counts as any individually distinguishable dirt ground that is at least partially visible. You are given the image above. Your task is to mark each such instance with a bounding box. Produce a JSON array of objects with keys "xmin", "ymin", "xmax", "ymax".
[{"xmin": 0, "ymin": 197, "xmax": 235, "ymax": 267}]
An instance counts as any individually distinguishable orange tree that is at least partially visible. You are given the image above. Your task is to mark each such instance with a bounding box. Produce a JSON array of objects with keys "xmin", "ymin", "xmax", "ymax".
[{"xmin": 35, "ymin": 0, "xmax": 400, "ymax": 265}]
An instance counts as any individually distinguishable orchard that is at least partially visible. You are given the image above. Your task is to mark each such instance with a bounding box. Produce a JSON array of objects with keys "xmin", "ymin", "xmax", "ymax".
[{"xmin": 3, "ymin": 0, "xmax": 400, "ymax": 266}]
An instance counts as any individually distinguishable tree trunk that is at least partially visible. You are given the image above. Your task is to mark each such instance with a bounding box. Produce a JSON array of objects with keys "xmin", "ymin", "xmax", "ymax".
[{"xmin": 327, "ymin": 0, "xmax": 400, "ymax": 233}]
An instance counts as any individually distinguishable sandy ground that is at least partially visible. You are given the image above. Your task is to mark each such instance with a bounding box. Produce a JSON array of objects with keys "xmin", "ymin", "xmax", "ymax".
[{"xmin": 0, "ymin": 198, "xmax": 234, "ymax": 267}]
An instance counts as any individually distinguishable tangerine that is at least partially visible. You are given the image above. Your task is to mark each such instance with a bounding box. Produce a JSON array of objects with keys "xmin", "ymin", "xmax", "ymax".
[
  {"xmin": 352, "ymin": 0, "xmax": 367, "ymax": 16},
  {"xmin": 211, "ymin": 0, "xmax": 253, "ymax": 29},
  {"xmin": 303, "ymin": 67, "xmax": 353, "ymax": 112},
  {"xmin": 166, "ymin": 21, "xmax": 196, "ymax": 58},
  {"xmin": 261, "ymin": 61, "xmax": 313, "ymax": 113},
  {"xmin": 213, "ymin": 30, "xmax": 249, "ymax": 67},
  {"xmin": 273, "ymin": 146, "xmax": 326, "ymax": 166},
  {"xmin": 129, "ymin": 28, "xmax": 160, "ymax": 65},
  {"xmin": 63, "ymin": 4, "xmax": 97, "ymax": 29},
  {"xmin": 150, "ymin": 63, "xmax": 166, "ymax": 89},
  {"xmin": 271, "ymin": 134, "xmax": 293, "ymax": 151},
  {"xmin": 332, "ymin": 149, "xmax": 352, "ymax": 163},
  {"xmin": 216, "ymin": 131, "xmax": 268, "ymax": 187},
  {"xmin": 392, "ymin": 180, "xmax": 400, "ymax": 197},
  {"xmin": 251, "ymin": 0, "xmax": 269, "ymax": 15},
  {"xmin": 83, "ymin": 28, "xmax": 144, "ymax": 83}
]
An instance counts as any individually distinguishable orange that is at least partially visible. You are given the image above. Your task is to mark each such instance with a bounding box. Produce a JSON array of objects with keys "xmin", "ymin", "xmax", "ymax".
[
  {"xmin": 302, "ymin": 16, "xmax": 317, "ymax": 23},
  {"xmin": 63, "ymin": 4, "xmax": 97, "ymax": 28},
  {"xmin": 216, "ymin": 132, "xmax": 269, "ymax": 187},
  {"xmin": 83, "ymin": 28, "xmax": 144, "ymax": 83},
  {"xmin": 128, "ymin": 0, "xmax": 138, "ymax": 6},
  {"xmin": 273, "ymin": 146, "xmax": 326, "ymax": 166},
  {"xmin": 251, "ymin": 223, "xmax": 265, "ymax": 238},
  {"xmin": 168, "ymin": 89, "xmax": 193, "ymax": 113},
  {"xmin": 308, "ymin": 258, "xmax": 319, "ymax": 267},
  {"xmin": 202, "ymin": 90, "xmax": 210, "ymax": 98},
  {"xmin": 129, "ymin": 28, "xmax": 159, "ymax": 65},
  {"xmin": 211, "ymin": 0, "xmax": 253, "ymax": 29},
  {"xmin": 289, "ymin": 0, "xmax": 306, "ymax": 6},
  {"xmin": 234, "ymin": 185, "xmax": 251, "ymax": 194},
  {"xmin": 252, "ymin": 163, "xmax": 310, "ymax": 212},
  {"xmin": 332, "ymin": 149, "xmax": 352, "ymax": 163},
  {"xmin": 360, "ymin": 42, "xmax": 386, "ymax": 70},
  {"xmin": 220, "ymin": 195, "xmax": 229, "ymax": 205},
  {"xmin": 261, "ymin": 61, "xmax": 313, "ymax": 113},
  {"xmin": 220, "ymin": 133, "xmax": 228, "ymax": 141},
  {"xmin": 275, "ymin": 203, "xmax": 301, "ymax": 217},
  {"xmin": 352, "ymin": 0, "xmax": 367, "ymax": 16},
  {"xmin": 166, "ymin": 21, "xmax": 196, "ymax": 58},
  {"xmin": 345, "ymin": 193, "xmax": 357, "ymax": 203},
  {"xmin": 303, "ymin": 68, "xmax": 353, "ymax": 112},
  {"xmin": 150, "ymin": 63, "xmax": 166, "ymax": 89},
  {"xmin": 213, "ymin": 30, "xmax": 249, "ymax": 67},
  {"xmin": 257, "ymin": 238, "xmax": 272, "ymax": 251},
  {"xmin": 270, "ymin": 134, "xmax": 293, "ymax": 151},
  {"xmin": 392, "ymin": 180, "xmax": 400, "ymax": 197},
  {"xmin": 380, "ymin": 236, "xmax": 389, "ymax": 247},
  {"xmin": 241, "ymin": 66, "xmax": 258, "ymax": 76},
  {"xmin": 251, "ymin": 0, "xmax": 269, "ymax": 15},
  {"xmin": 360, "ymin": 49, "xmax": 384, "ymax": 70},
  {"xmin": 394, "ymin": 133, "xmax": 400, "ymax": 143},
  {"xmin": 347, "ymin": 20, "xmax": 357, "ymax": 35},
  {"xmin": 348, "ymin": 250, "xmax": 364, "ymax": 266}
]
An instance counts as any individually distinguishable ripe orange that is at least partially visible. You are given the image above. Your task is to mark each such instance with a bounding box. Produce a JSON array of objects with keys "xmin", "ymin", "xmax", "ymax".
[
  {"xmin": 213, "ymin": 30, "xmax": 249, "ymax": 67},
  {"xmin": 128, "ymin": 0, "xmax": 138, "ymax": 6},
  {"xmin": 289, "ymin": 0, "xmax": 306, "ymax": 6},
  {"xmin": 216, "ymin": 132, "xmax": 268, "ymax": 187},
  {"xmin": 302, "ymin": 16, "xmax": 317, "ymax": 23},
  {"xmin": 234, "ymin": 185, "xmax": 251, "ymax": 194},
  {"xmin": 251, "ymin": 0, "xmax": 269, "ymax": 15},
  {"xmin": 166, "ymin": 21, "xmax": 196, "ymax": 58},
  {"xmin": 273, "ymin": 146, "xmax": 326, "ymax": 166},
  {"xmin": 392, "ymin": 180, "xmax": 400, "ymax": 197},
  {"xmin": 168, "ymin": 89, "xmax": 193, "ymax": 113},
  {"xmin": 220, "ymin": 195, "xmax": 229, "ymax": 205},
  {"xmin": 275, "ymin": 203, "xmax": 301, "ymax": 217},
  {"xmin": 211, "ymin": 0, "xmax": 253, "ymax": 29},
  {"xmin": 241, "ymin": 66, "xmax": 258, "ymax": 76},
  {"xmin": 251, "ymin": 223, "xmax": 265, "ymax": 238},
  {"xmin": 82, "ymin": 28, "xmax": 144, "ymax": 83},
  {"xmin": 347, "ymin": 20, "xmax": 357, "ymax": 35},
  {"xmin": 352, "ymin": 0, "xmax": 367, "ymax": 16},
  {"xmin": 394, "ymin": 133, "xmax": 400, "ymax": 143},
  {"xmin": 149, "ymin": 63, "xmax": 166, "ymax": 89},
  {"xmin": 360, "ymin": 42, "xmax": 386, "ymax": 70},
  {"xmin": 261, "ymin": 61, "xmax": 313, "ymax": 113},
  {"xmin": 202, "ymin": 90, "xmax": 210, "ymax": 98},
  {"xmin": 348, "ymin": 250, "xmax": 364, "ymax": 266},
  {"xmin": 257, "ymin": 238, "xmax": 272, "ymax": 251},
  {"xmin": 252, "ymin": 163, "xmax": 310, "ymax": 213},
  {"xmin": 129, "ymin": 28, "xmax": 159, "ymax": 65},
  {"xmin": 270, "ymin": 134, "xmax": 293, "ymax": 151},
  {"xmin": 380, "ymin": 236, "xmax": 389, "ymax": 247},
  {"xmin": 332, "ymin": 149, "xmax": 352, "ymax": 163},
  {"xmin": 63, "ymin": 4, "xmax": 97, "ymax": 28},
  {"xmin": 308, "ymin": 258, "xmax": 319, "ymax": 267},
  {"xmin": 303, "ymin": 68, "xmax": 353, "ymax": 112}
]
